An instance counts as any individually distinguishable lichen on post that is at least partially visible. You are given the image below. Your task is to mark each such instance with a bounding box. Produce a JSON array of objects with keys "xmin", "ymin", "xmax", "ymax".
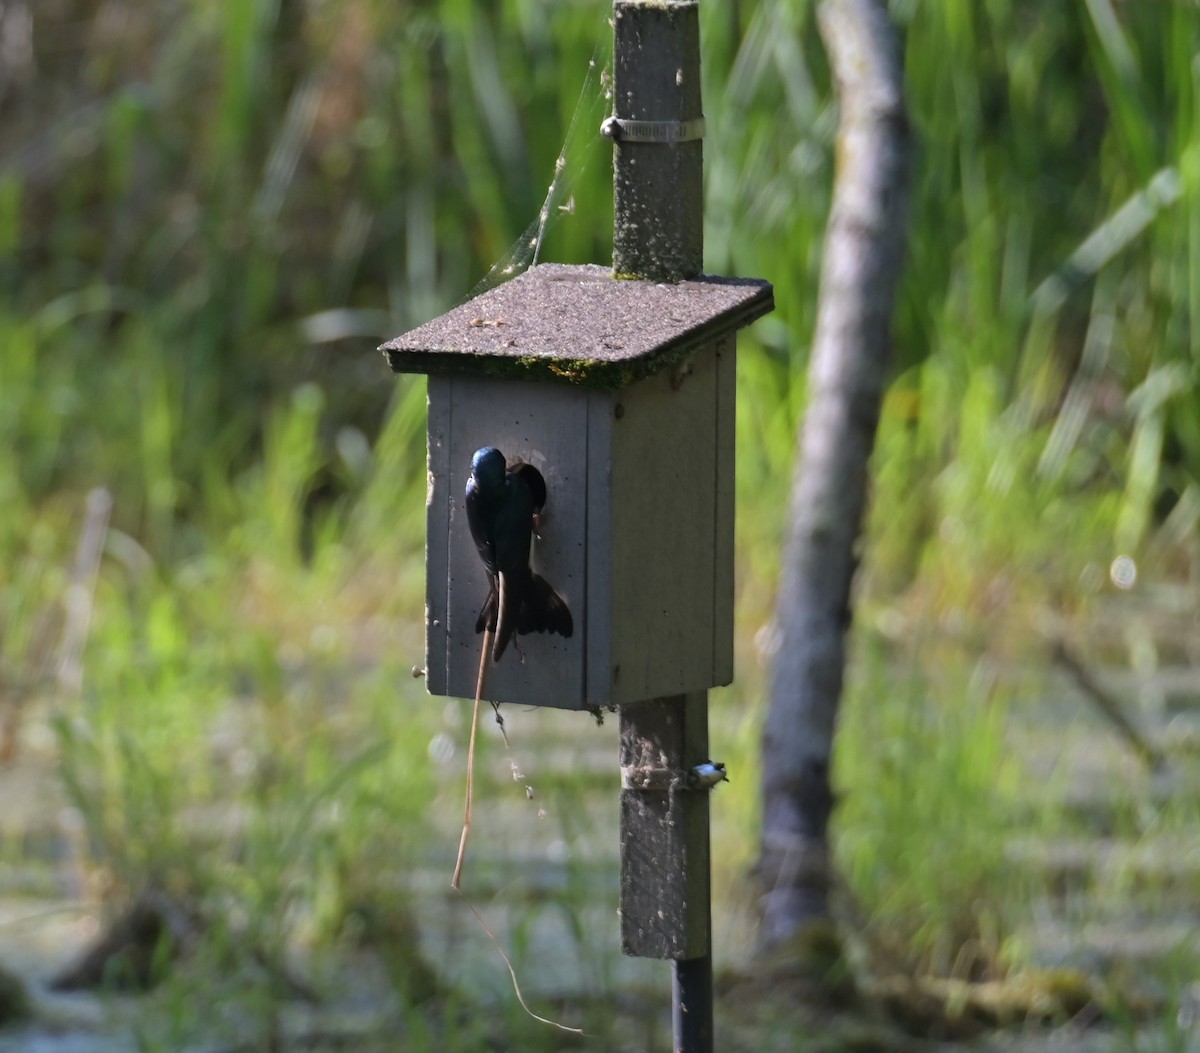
[{"xmin": 611, "ymin": 0, "xmax": 703, "ymax": 282}]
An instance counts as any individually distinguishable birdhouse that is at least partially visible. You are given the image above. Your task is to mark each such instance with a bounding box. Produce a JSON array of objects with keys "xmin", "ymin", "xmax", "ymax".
[{"xmin": 381, "ymin": 263, "xmax": 773, "ymax": 710}]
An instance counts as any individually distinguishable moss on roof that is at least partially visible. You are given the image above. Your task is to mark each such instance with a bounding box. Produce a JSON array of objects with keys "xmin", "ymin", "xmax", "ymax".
[{"xmin": 379, "ymin": 264, "xmax": 774, "ymax": 390}]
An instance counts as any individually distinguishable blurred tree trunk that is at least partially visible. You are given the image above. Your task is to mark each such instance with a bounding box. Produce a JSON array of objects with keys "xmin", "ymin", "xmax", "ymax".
[{"xmin": 757, "ymin": 0, "xmax": 911, "ymax": 947}]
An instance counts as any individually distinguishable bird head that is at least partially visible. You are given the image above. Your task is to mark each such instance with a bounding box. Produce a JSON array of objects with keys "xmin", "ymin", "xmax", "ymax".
[{"xmin": 470, "ymin": 446, "xmax": 507, "ymax": 491}]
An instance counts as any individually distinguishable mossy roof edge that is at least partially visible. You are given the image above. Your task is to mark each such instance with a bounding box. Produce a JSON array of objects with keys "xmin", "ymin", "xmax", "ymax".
[{"xmin": 379, "ymin": 263, "xmax": 774, "ymax": 390}]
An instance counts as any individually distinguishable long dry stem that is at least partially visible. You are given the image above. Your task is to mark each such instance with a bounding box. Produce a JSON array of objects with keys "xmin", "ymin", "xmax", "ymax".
[
  {"xmin": 454, "ymin": 887, "xmax": 583, "ymax": 1035},
  {"xmin": 448, "ymin": 625, "xmax": 581, "ymax": 1034},
  {"xmin": 451, "ymin": 628, "xmax": 492, "ymax": 890}
]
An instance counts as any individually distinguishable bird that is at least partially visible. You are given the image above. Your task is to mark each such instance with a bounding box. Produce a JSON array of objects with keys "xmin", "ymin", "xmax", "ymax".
[
  {"xmin": 465, "ymin": 447, "xmax": 573, "ymax": 662},
  {"xmin": 687, "ymin": 761, "xmax": 729, "ymax": 789}
]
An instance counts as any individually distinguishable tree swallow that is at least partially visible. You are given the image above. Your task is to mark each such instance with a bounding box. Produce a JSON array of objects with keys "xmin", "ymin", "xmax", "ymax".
[
  {"xmin": 687, "ymin": 761, "xmax": 729, "ymax": 789},
  {"xmin": 465, "ymin": 447, "xmax": 573, "ymax": 662}
]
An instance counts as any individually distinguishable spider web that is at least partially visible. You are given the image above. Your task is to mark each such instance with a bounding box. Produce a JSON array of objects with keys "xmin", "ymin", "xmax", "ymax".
[{"xmin": 467, "ymin": 44, "xmax": 613, "ymax": 300}]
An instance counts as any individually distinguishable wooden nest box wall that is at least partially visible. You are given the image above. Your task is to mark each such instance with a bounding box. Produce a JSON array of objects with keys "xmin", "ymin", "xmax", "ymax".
[{"xmin": 381, "ymin": 263, "xmax": 773, "ymax": 710}]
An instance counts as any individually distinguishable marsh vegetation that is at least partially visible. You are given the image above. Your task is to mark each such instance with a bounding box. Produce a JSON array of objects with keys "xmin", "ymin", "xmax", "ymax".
[{"xmin": 1, "ymin": 0, "xmax": 1198, "ymax": 1049}]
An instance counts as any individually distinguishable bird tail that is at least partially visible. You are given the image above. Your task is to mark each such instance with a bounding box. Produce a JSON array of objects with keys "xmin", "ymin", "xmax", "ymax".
[
  {"xmin": 474, "ymin": 583, "xmax": 497, "ymax": 635},
  {"xmin": 520, "ymin": 573, "xmax": 574, "ymax": 640},
  {"xmin": 476, "ymin": 573, "xmax": 573, "ymax": 663},
  {"xmin": 474, "ymin": 578, "xmax": 521, "ymax": 663}
]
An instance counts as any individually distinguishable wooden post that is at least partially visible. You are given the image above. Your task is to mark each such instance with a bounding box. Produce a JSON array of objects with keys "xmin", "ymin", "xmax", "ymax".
[
  {"xmin": 619, "ymin": 693, "xmax": 711, "ymax": 960},
  {"xmin": 619, "ymin": 692, "xmax": 713, "ymax": 1048},
  {"xmin": 611, "ymin": 0, "xmax": 703, "ymax": 282},
  {"xmin": 611, "ymin": 3, "xmax": 714, "ymax": 1051}
]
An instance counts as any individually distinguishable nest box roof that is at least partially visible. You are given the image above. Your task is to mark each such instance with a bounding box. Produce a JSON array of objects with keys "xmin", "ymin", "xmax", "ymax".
[{"xmin": 379, "ymin": 263, "xmax": 774, "ymax": 389}]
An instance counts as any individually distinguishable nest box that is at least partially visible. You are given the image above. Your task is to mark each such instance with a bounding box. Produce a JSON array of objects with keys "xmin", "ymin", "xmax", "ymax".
[{"xmin": 381, "ymin": 263, "xmax": 773, "ymax": 710}]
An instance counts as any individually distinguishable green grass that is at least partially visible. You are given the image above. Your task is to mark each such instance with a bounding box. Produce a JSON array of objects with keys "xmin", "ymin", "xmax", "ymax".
[{"xmin": 1, "ymin": 0, "xmax": 1199, "ymax": 1047}]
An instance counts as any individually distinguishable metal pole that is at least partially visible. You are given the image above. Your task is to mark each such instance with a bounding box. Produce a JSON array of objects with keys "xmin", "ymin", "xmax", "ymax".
[
  {"xmin": 673, "ymin": 954, "xmax": 714, "ymax": 1053},
  {"xmin": 673, "ymin": 699, "xmax": 713, "ymax": 1053},
  {"xmin": 672, "ymin": 694, "xmax": 713, "ymax": 1053}
]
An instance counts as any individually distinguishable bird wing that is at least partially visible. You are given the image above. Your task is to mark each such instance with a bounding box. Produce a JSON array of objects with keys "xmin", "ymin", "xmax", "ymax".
[
  {"xmin": 464, "ymin": 475, "xmax": 498, "ymax": 576},
  {"xmin": 490, "ymin": 470, "xmax": 535, "ymax": 661}
]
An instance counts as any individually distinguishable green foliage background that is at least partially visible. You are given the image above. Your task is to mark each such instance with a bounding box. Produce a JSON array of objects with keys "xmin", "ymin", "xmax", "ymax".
[{"xmin": 2, "ymin": 0, "xmax": 1199, "ymax": 1043}]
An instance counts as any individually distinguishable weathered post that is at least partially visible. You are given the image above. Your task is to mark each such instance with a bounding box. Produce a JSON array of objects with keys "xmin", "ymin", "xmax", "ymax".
[
  {"xmin": 606, "ymin": 3, "xmax": 714, "ymax": 1051},
  {"xmin": 608, "ymin": 0, "xmax": 704, "ymax": 282},
  {"xmin": 379, "ymin": 3, "xmax": 771, "ymax": 1049}
]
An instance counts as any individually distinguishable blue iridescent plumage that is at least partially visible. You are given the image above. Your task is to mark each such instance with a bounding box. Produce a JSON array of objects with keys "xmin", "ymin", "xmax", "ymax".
[{"xmin": 465, "ymin": 447, "xmax": 573, "ymax": 662}]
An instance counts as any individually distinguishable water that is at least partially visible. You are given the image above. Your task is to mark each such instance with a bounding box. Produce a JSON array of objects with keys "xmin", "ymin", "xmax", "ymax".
[{"xmin": 2, "ymin": 658, "xmax": 1199, "ymax": 1050}]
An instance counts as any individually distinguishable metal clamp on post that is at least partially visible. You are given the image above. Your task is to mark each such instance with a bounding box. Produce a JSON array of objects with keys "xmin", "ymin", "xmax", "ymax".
[{"xmin": 600, "ymin": 115, "xmax": 706, "ymax": 144}]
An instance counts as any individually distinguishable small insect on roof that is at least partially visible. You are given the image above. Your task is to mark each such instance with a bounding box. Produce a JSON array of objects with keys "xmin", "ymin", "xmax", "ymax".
[{"xmin": 379, "ymin": 263, "xmax": 774, "ymax": 390}]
